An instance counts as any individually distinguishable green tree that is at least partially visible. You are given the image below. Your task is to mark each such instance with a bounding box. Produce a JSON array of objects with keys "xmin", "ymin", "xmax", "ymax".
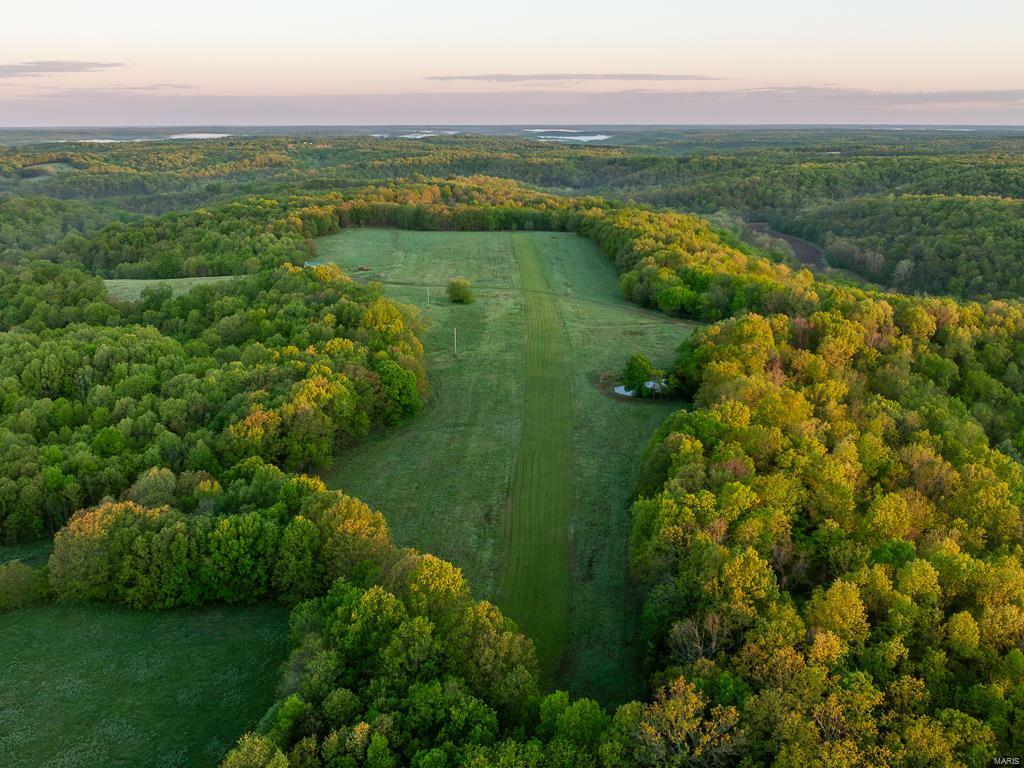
[
  {"xmin": 221, "ymin": 733, "xmax": 288, "ymax": 768},
  {"xmin": 447, "ymin": 278, "xmax": 474, "ymax": 304},
  {"xmin": 272, "ymin": 516, "xmax": 323, "ymax": 602},
  {"xmin": 632, "ymin": 676, "xmax": 742, "ymax": 766},
  {"xmin": 623, "ymin": 354, "xmax": 659, "ymax": 397}
]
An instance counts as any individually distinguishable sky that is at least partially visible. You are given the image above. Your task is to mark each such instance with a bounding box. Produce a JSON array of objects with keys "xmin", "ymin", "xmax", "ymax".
[{"xmin": 2, "ymin": 0, "xmax": 1023, "ymax": 126}]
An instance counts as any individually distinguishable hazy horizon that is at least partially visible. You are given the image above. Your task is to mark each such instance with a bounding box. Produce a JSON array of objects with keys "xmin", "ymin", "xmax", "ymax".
[
  {"xmin": 3, "ymin": 0, "xmax": 1023, "ymax": 126},
  {"xmin": 5, "ymin": 123, "xmax": 1024, "ymax": 131}
]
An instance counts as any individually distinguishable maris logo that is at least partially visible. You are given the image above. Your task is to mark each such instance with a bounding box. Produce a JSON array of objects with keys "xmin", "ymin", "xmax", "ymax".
[{"xmin": 993, "ymin": 758, "xmax": 1021, "ymax": 766}]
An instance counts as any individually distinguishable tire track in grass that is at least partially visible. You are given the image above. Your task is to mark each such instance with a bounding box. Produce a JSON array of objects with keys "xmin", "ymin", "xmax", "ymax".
[{"xmin": 498, "ymin": 232, "xmax": 574, "ymax": 679}]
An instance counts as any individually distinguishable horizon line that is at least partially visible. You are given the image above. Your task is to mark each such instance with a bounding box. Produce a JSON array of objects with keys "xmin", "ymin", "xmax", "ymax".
[{"xmin": 3, "ymin": 122, "xmax": 1024, "ymax": 130}]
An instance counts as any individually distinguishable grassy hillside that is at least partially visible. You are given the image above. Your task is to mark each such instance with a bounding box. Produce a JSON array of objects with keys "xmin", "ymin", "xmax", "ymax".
[
  {"xmin": 318, "ymin": 229, "xmax": 698, "ymax": 702},
  {"xmin": 1, "ymin": 604, "xmax": 288, "ymax": 768}
]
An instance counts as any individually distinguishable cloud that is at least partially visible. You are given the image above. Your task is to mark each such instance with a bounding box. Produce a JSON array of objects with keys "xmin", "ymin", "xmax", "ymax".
[
  {"xmin": 426, "ymin": 73, "xmax": 725, "ymax": 83},
  {"xmin": 34, "ymin": 83, "xmax": 195, "ymax": 98},
  {"xmin": 0, "ymin": 60, "xmax": 125, "ymax": 78},
  {"xmin": 747, "ymin": 86, "xmax": 1024, "ymax": 106},
  {"xmin": 0, "ymin": 61, "xmax": 125, "ymax": 79}
]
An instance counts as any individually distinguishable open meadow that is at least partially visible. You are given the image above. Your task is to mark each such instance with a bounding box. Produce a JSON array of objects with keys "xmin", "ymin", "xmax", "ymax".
[
  {"xmin": 0, "ymin": 603, "xmax": 288, "ymax": 768},
  {"xmin": 318, "ymin": 229, "xmax": 698, "ymax": 702}
]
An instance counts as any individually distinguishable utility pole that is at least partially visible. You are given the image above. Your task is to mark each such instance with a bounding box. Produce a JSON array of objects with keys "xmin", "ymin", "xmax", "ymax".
[
  {"xmin": 453, "ymin": 327, "xmax": 458, "ymax": 357},
  {"xmin": 426, "ymin": 286, "xmax": 430, "ymax": 307}
]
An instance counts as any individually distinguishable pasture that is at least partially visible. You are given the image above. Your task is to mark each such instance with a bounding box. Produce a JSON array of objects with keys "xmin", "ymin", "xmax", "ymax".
[
  {"xmin": 0, "ymin": 603, "xmax": 288, "ymax": 768},
  {"xmin": 318, "ymin": 229, "xmax": 698, "ymax": 702},
  {"xmin": 104, "ymin": 275, "xmax": 236, "ymax": 300}
]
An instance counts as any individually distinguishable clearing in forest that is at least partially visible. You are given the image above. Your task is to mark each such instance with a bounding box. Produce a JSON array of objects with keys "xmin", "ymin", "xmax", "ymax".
[
  {"xmin": 0, "ymin": 603, "xmax": 288, "ymax": 768},
  {"xmin": 103, "ymin": 275, "xmax": 236, "ymax": 300},
  {"xmin": 319, "ymin": 229, "xmax": 697, "ymax": 702}
]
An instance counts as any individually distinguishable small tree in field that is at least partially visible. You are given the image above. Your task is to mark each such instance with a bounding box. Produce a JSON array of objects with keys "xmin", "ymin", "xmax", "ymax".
[
  {"xmin": 447, "ymin": 278, "xmax": 474, "ymax": 304},
  {"xmin": 623, "ymin": 354, "xmax": 661, "ymax": 397}
]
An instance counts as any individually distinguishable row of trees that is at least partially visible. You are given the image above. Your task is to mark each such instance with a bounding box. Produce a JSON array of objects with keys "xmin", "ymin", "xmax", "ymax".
[
  {"xmin": 221, "ymin": 580, "xmax": 742, "ymax": 768},
  {"xmin": 10, "ymin": 182, "xmax": 588, "ymax": 278},
  {"xmin": 47, "ymin": 460, "xmax": 389, "ymax": 607}
]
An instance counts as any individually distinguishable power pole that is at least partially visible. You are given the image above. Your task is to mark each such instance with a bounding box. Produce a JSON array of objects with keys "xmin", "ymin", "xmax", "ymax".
[
  {"xmin": 426, "ymin": 286, "xmax": 430, "ymax": 307},
  {"xmin": 453, "ymin": 327, "xmax": 458, "ymax": 357}
]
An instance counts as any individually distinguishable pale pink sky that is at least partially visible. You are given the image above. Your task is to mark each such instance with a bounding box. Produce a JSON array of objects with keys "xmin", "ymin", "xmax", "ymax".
[{"xmin": 2, "ymin": 0, "xmax": 1023, "ymax": 125}]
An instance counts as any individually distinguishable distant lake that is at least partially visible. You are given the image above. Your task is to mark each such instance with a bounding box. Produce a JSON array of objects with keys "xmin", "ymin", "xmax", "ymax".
[
  {"xmin": 536, "ymin": 134, "xmax": 612, "ymax": 142},
  {"xmin": 48, "ymin": 132, "xmax": 232, "ymax": 144},
  {"xmin": 167, "ymin": 133, "xmax": 231, "ymax": 139}
]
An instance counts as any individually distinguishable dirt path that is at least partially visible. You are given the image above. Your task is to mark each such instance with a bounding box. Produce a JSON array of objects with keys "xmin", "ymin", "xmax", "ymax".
[
  {"xmin": 497, "ymin": 232, "xmax": 574, "ymax": 679},
  {"xmin": 749, "ymin": 222, "xmax": 826, "ymax": 268}
]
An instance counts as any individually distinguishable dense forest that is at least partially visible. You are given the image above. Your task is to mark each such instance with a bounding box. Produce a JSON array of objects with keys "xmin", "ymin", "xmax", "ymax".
[
  {"xmin": 0, "ymin": 258, "xmax": 424, "ymax": 541},
  {"xmin": 787, "ymin": 194, "xmax": 1024, "ymax": 296},
  {"xmin": 2, "ymin": 132, "xmax": 1024, "ymax": 766}
]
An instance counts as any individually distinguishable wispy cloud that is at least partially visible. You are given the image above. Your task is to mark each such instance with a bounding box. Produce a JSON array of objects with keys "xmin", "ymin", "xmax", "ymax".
[
  {"xmin": 33, "ymin": 83, "xmax": 195, "ymax": 98},
  {"xmin": 426, "ymin": 73, "xmax": 725, "ymax": 83},
  {"xmin": 0, "ymin": 60, "xmax": 125, "ymax": 78},
  {"xmin": 750, "ymin": 86, "xmax": 1024, "ymax": 103}
]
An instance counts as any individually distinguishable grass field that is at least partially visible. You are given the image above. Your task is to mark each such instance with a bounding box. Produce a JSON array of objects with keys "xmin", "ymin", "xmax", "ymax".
[
  {"xmin": 104, "ymin": 275, "xmax": 236, "ymax": 300},
  {"xmin": 318, "ymin": 229, "xmax": 698, "ymax": 702},
  {"xmin": 0, "ymin": 603, "xmax": 288, "ymax": 768}
]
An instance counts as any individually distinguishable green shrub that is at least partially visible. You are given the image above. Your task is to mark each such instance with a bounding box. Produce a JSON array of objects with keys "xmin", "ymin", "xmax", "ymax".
[
  {"xmin": 447, "ymin": 278, "xmax": 474, "ymax": 304},
  {"xmin": 0, "ymin": 560, "xmax": 40, "ymax": 611}
]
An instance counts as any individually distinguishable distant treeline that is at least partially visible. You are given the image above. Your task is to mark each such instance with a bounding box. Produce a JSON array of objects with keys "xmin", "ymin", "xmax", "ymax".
[{"xmin": 5, "ymin": 131, "xmax": 1024, "ymax": 297}]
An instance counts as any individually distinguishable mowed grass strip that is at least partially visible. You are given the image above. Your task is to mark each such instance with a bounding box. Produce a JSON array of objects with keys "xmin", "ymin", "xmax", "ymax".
[
  {"xmin": 497, "ymin": 232, "xmax": 574, "ymax": 679},
  {"xmin": 0, "ymin": 603, "xmax": 289, "ymax": 768},
  {"xmin": 535, "ymin": 233, "xmax": 694, "ymax": 703}
]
